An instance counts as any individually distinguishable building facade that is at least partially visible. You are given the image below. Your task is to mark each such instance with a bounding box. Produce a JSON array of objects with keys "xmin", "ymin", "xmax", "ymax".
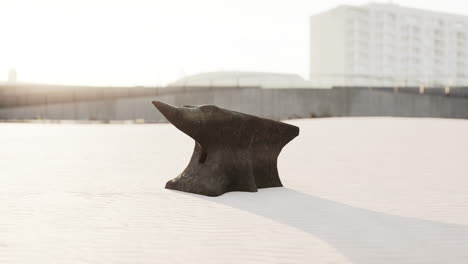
[
  {"xmin": 310, "ymin": 3, "xmax": 468, "ymax": 87},
  {"xmin": 8, "ymin": 69, "xmax": 17, "ymax": 83}
]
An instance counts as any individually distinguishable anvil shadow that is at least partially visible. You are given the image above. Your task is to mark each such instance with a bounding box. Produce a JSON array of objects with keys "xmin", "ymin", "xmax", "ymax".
[{"xmin": 180, "ymin": 187, "xmax": 468, "ymax": 263}]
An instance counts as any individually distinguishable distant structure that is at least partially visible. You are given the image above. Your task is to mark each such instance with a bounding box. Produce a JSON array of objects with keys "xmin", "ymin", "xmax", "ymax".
[
  {"xmin": 8, "ymin": 69, "xmax": 17, "ymax": 83},
  {"xmin": 168, "ymin": 71, "xmax": 314, "ymax": 88},
  {"xmin": 310, "ymin": 3, "xmax": 468, "ymax": 87}
]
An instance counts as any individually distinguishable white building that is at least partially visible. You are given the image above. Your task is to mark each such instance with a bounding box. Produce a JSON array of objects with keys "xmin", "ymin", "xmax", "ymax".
[
  {"xmin": 8, "ymin": 69, "xmax": 17, "ymax": 83},
  {"xmin": 310, "ymin": 3, "xmax": 468, "ymax": 87}
]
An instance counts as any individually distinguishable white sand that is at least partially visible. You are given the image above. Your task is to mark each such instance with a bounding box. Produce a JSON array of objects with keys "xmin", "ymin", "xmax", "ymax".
[{"xmin": 1, "ymin": 118, "xmax": 467, "ymax": 263}]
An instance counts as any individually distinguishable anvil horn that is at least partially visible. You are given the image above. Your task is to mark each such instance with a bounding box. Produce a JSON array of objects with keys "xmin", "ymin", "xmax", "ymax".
[
  {"xmin": 152, "ymin": 101, "xmax": 178, "ymax": 121},
  {"xmin": 152, "ymin": 101, "xmax": 196, "ymax": 139},
  {"xmin": 152, "ymin": 101, "xmax": 299, "ymax": 197}
]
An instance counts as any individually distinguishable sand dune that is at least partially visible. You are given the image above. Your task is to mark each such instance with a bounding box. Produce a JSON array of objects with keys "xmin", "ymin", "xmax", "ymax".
[{"xmin": 1, "ymin": 118, "xmax": 467, "ymax": 263}]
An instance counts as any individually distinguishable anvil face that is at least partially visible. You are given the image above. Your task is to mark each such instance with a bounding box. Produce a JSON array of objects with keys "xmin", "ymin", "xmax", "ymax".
[
  {"xmin": 153, "ymin": 102, "xmax": 249, "ymax": 144},
  {"xmin": 152, "ymin": 101, "xmax": 299, "ymax": 197}
]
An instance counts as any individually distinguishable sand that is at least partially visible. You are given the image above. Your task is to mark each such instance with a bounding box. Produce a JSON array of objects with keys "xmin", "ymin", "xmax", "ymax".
[{"xmin": 1, "ymin": 117, "xmax": 467, "ymax": 263}]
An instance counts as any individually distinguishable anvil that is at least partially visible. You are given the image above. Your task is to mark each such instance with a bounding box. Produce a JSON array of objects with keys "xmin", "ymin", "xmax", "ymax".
[{"xmin": 152, "ymin": 101, "xmax": 299, "ymax": 196}]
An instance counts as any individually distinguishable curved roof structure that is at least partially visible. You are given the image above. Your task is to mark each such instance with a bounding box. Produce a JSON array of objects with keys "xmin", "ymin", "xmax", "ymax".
[{"xmin": 168, "ymin": 71, "xmax": 312, "ymax": 88}]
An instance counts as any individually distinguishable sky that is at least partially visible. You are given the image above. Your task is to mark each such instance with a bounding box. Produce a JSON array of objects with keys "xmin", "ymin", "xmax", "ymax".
[{"xmin": 1, "ymin": 0, "xmax": 468, "ymax": 86}]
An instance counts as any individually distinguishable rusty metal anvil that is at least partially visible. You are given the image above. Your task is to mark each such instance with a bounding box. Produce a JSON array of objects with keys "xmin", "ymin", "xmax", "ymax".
[{"xmin": 152, "ymin": 101, "xmax": 299, "ymax": 196}]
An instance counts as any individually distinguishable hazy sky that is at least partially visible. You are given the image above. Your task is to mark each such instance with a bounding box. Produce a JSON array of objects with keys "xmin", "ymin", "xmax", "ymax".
[{"xmin": 1, "ymin": 0, "xmax": 468, "ymax": 86}]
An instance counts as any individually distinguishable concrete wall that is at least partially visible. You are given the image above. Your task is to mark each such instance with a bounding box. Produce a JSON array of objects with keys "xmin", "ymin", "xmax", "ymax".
[{"xmin": 1, "ymin": 86, "xmax": 468, "ymax": 122}]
